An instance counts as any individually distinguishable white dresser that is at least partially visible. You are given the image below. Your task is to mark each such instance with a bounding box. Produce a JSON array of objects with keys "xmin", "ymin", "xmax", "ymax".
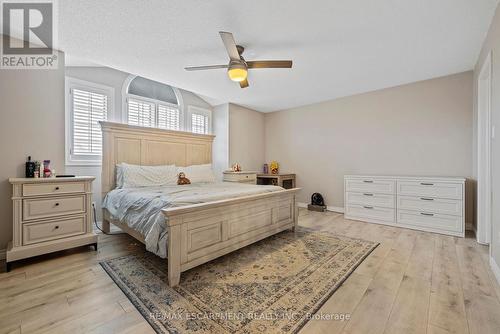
[
  {"xmin": 6, "ymin": 176, "xmax": 98, "ymax": 271},
  {"xmin": 344, "ymin": 175, "xmax": 465, "ymax": 237}
]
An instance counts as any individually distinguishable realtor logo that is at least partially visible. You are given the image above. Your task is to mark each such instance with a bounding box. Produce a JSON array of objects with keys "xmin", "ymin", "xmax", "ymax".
[{"xmin": 1, "ymin": 0, "xmax": 58, "ymax": 69}]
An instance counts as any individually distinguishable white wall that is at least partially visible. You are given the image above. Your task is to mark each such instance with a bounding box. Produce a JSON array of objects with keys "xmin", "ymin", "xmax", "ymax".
[
  {"xmin": 228, "ymin": 103, "xmax": 266, "ymax": 171},
  {"xmin": 265, "ymin": 72, "xmax": 474, "ymax": 222},
  {"xmin": 474, "ymin": 3, "xmax": 500, "ymax": 275},
  {"xmin": 0, "ymin": 36, "xmax": 66, "ymax": 251}
]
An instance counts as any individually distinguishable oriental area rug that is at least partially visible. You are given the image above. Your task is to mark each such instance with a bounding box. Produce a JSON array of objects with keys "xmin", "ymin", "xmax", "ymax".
[{"xmin": 100, "ymin": 228, "xmax": 378, "ymax": 333}]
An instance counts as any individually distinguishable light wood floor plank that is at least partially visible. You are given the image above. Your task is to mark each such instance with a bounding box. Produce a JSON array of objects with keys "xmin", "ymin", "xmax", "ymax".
[
  {"xmin": 341, "ymin": 229, "xmax": 416, "ymax": 334},
  {"xmin": 427, "ymin": 235, "xmax": 469, "ymax": 334},
  {"xmin": 455, "ymin": 243, "xmax": 500, "ymax": 334}
]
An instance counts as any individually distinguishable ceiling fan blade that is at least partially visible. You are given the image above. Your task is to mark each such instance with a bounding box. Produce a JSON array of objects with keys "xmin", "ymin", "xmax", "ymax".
[
  {"xmin": 219, "ymin": 31, "xmax": 240, "ymax": 61},
  {"xmin": 184, "ymin": 65, "xmax": 228, "ymax": 71},
  {"xmin": 239, "ymin": 79, "xmax": 249, "ymax": 88},
  {"xmin": 247, "ymin": 60, "xmax": 293, "ymax": 69}
]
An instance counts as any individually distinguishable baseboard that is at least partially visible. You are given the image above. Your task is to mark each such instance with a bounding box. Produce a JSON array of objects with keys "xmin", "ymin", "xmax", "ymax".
[
  {"xmin": 298, "ymin": 202, "xmax": 344, "ymax": 214},
  {"xmin": 0, "ymin": 248, "xmax": 6, "ymax": 260},
  {"xmin": 490, "ymin": 256, "xmax": 500, "ymax": 286}
]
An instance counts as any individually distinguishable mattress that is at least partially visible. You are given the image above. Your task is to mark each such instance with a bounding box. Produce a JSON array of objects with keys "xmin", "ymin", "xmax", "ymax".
[{"xmin": 102, "ymin": 182, "xmax": 283, "ymax": 258}]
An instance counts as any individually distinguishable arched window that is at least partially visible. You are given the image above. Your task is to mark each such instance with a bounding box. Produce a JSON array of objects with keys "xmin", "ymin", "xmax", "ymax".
[{"xmin": 124, "ymin": 76, "xmax": 183, "ymax": 131}]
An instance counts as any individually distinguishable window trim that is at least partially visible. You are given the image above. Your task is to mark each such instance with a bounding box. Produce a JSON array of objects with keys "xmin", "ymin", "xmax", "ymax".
[
  {"xmin": 65, "ymin": 77, "xmax": 115, "ymax": 166},
  {"xmin": 187, "ymin": 105, "xmax": 212, "ymax": 134}
]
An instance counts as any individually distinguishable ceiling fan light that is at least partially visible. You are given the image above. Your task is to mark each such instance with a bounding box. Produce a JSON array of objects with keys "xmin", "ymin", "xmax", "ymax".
[{"xmin": 228, "ymin": 67, "xmax": 247, "ymax": 82}]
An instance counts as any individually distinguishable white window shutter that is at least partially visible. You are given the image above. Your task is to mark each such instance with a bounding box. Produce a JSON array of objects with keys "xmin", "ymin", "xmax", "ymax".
[
  {"xmin": 71, "ymin": 88, "xmax": 108, "ymax": 156},
  {"xmin": 191, "ymin": 113, "xmax": 209, "ymax": 134},
  {"xmin": 158, "ymin": 104, "xmax": 180, "ymax": 130},
  {"xmin": 128, "ymin": 98, "xmax": 156, "ymax": 127}
]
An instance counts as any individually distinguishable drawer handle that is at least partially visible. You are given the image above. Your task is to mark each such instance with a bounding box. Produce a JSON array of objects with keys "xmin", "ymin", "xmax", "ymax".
[
  {"xmin": 420, "ymin": 182, "xmax": 434, "ymax": 186},
  {"xmin": 363, "ymin": 180, "xmax": 374, "ymax": 183},
  {"xmin": 364, "ymin": 206, "xmax": 374, "ymax": 209},
  {"xmin": 363, "ymin": 193, "xmax": 374, "ymax": 196},
  {"xmin": 420, "ymin": 197, "xmax": 434, "ymax": 201},
  {"xmin": 55, "ymin": 202, "xmax": 60, "ymax": 206},
  {"xmin": 54, "ymin": 225, "xmax": 60, "ymax": 229},
  {"xmin": 420, "ymin": 212, "xmax": 434, "ymax": 216},
  {"xmin": 55, "ymin": 187, "xmax": 60, "ymax": 190}
]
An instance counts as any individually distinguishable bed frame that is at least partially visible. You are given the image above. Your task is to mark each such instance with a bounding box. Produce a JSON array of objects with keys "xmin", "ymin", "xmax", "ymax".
[{"xmin": 100, "ymin": 121, "xmax": 299, "ymax": 286}]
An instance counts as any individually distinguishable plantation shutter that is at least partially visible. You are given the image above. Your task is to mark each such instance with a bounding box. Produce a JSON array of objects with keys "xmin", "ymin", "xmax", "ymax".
[
  {"xmin": 191, "ymin": 112, "xmax": 209, "ymax": 134},
  {"xmin": 128, "ymin": 98, "xmax": 155, "ymax": 127},
  {"xmin": 71, "ymin": 88, "xmax": 108, "ymax": 156},
  {"xmin": 158, "ymin": 104, "xmax": 180, "ymax": 130}
]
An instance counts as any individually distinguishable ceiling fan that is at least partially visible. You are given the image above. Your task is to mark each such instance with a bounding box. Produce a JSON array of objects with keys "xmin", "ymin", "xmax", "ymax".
[{"xmin": 184, "ymin": 31, "xmax": 293, "ymax": 88}]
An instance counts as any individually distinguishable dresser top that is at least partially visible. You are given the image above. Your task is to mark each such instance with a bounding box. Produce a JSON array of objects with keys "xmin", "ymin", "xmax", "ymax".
[
  {"xmin": 9, "ymin": 176, "xmax": 96, "ymax": 184},
  {"xmin": 344, "ymin": 175, "xmax": 466, "ymax": 182}
]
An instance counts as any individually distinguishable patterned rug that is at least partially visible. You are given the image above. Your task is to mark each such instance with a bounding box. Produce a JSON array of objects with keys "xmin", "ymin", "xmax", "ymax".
[{"xmin": 100, "ymin": 229, "xmax": 378, "ymax": 333}]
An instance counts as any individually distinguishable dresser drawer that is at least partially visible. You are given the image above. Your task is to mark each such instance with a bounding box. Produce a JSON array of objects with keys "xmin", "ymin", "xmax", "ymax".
[
  {"xmin": 23, "ymin": 182, "xmax": 85, "ymax": 197},
  {"xmin": 398, "ymin": 196, "xmax": 463, "ymax": 216},
  {"xmin": 397, "ymin": 209, "xmax": 463, "ymax": 234},
  {"xmin": 346, "ymin": 192, "xmax": 395, "ymax": 208},
  {"xmin": 23, "ymin": 195, "xmax": 86, "ymax": 221},
  {"xmin": 397, "ymin": 181, "xmax": 463, "ymax": 199},
  {"xmin": 23, "ymin": 216, "xmax": 86, "ymax": 245},
  {"xmin": 345, "ymin": 205, "xmax": 395, "ymax": 223},
  {"xmin": 345, "ymin": 178, "xmax": 395, "ymax": 194}
]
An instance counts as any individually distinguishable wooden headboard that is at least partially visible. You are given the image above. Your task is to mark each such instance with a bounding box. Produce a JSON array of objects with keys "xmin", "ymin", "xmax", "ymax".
[{"xmin": 100, "ymin": 121, "xmax": 214, "ymax": 195}]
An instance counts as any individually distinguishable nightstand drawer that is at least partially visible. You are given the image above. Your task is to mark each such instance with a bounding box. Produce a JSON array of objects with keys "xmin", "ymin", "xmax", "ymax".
[
  {"xmin": 23, "ymin": 216, "xmax": 86, "ymax": 245},
  {"xmin": 223, "ymin": 173, "xmax": 257, "ymax": 183},
  {"xmin": 23, "ymin": 195, "xmax": 86, "ymax": 221},
  {"xmin": 23, "ymin": 182, "xmax": 85, "ymax": 197}
]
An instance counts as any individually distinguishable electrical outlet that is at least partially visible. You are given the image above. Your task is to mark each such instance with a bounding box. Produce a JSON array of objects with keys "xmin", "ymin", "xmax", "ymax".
[{"xmin": 492, "ymin": 125, "xmax": 496, "ymax": 139}]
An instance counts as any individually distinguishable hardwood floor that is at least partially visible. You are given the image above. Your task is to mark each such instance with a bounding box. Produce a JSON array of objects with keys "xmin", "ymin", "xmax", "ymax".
[{"xmin": 1, "ymin": 209, "xmax": 499, "ymax": 334}]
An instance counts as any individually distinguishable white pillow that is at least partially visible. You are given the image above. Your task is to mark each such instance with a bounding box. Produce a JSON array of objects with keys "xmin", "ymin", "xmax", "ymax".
[
  {"xmin": 178, "ymin": 164, "xmax": 216, "ymax": 184},
  {"xmin": 119, "ymin": 163, "xmax": 178, "ymax": 188}
]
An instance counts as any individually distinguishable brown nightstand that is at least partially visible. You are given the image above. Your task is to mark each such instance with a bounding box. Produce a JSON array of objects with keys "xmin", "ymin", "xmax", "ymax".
[{"xmin": 257, "ymin": 173, "xmax": 296, "ymax": 189}]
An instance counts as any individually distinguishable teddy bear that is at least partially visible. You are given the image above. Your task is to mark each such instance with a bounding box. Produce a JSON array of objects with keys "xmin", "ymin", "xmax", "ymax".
[{"xmin": 177, "ymin": 172, "xmax": 191, "ymax": 185}]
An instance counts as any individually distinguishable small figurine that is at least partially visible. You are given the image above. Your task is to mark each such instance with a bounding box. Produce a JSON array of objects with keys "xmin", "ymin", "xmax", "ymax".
[
  {"xmin": 270, "ymin": 161, "xmax": 279, "ymax": 174},
  {"xmin": 263, "ymin": 164, "xmax": 269, "ymax": 174},
  {"xmin": 231, "ymin": 163, "xmax": 242, "ymax": 172},
  {"xmin": 43, "ymin": 160, "xmax": 51, "ymax": 178},
  {"xmin": 177, "ymin": 172, "xmax": 191, "ymax": 185}
]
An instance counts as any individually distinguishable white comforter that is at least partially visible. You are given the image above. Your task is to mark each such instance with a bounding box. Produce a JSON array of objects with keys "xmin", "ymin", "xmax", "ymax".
[{"xmin": 102, "ymin": 182, "xmax": 282, "ymax": 258}]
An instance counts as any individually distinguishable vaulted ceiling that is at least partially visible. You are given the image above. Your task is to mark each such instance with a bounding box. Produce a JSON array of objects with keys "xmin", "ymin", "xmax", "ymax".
[{"xmin": 60, "ymin": 0, "xmax": 499, "ymax": 112}]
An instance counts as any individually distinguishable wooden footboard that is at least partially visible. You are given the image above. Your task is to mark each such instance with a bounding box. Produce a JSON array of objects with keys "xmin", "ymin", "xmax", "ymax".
[{"xmin": 162, "ymin": 188, "xmax": 300, "ymax": 286}]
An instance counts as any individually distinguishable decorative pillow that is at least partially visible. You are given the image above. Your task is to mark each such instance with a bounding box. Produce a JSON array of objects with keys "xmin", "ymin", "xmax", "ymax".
[
  {"xmin": 178, "ymin": 164, "xmax": 216, "ymax": 184},
  {"xmin": 119, "ymin": 163, "xmax": 178, "ymax": 188}
]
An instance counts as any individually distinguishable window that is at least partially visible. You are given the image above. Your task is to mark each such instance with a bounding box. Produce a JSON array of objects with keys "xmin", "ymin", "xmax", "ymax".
[
  {"xmin": 123, "ymin": 75, "xmax": 212, "ymax": 134},
  {"xmin": 127, "ymin": 98, "xmax": 155, "ymax": 127},
  {"xmin": 65, "ymin": 77, "xmax": 114, "ymax": 165},
  {"xmin": 191, "ymin": 113, "xmax": 208, "ymax": 134},
  {"xmin": 188, "ymin": 106, "xmax": 211, "ymax": 134},
  {"xmin": 158, "ymin": 104, "xmax": 180, "ymax": 130},
  {"xmin": 125, "ymin": 76, "xmax": 182, "ymax": 131}
]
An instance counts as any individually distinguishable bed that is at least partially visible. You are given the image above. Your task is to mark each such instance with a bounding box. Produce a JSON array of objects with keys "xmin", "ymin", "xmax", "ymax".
[{"xmin": 100, "ymin": 121, "xmax": 300, "ymax": 286}]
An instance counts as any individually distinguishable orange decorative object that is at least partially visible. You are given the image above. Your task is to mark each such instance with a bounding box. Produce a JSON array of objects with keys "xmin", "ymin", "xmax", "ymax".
[
  {"xmin": 232, "ymin": 163, "xmax": 242, "ymax": 172},
  {"xmin": 270, "ymin": 161, "xmax": 279, "ymax": 174}
]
